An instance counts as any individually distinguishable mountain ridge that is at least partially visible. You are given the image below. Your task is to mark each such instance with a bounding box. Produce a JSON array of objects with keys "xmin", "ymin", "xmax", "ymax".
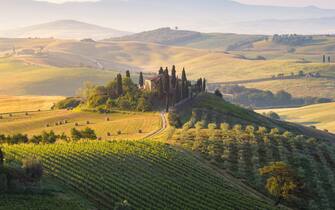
[{"xmin": 0, "ymin": 20, "xmax": 131, "ymax": 40}]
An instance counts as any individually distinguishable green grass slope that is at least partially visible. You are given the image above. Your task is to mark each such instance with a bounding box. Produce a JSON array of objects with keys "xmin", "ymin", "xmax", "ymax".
[
  {"xmin": 3, "ymin": 140, "xmax": 276, "ymax": 210},
  {"xmin": 176, "ymin": 93, "xmax": 335, "ymax": 141}
]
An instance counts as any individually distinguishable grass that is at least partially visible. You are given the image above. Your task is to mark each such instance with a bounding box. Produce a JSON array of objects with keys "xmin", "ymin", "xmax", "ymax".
[
  {"xmin": 2, "ymin": 140, "xmax": 276, "ymax": 210},
  {"xmin": 257, "ymin": 102, "xmax": 335, "ymax": 133},
  {"xmin": 0, "ymin": 95, "xmax": 64, "ymax": 113},
  {"xmin": 0, "ymin": 109, "xmax": 161, "ymax": 140}
]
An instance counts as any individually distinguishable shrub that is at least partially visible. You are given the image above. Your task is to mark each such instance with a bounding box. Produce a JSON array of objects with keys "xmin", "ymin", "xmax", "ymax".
[
  {"xmin": 220, "ymin": 123, "xmax": 230, "ymax": 131},
  {"xmin": 22, "ymin": 157, "xmax": 43, "ymax": 182},
  {"xmin": 81, "ymin": 128, "xmax": 97, "ymax": 140},
  {"xmin": 55, "ymin": 97, "xmax": 81, "ymax": 109},
  {"xmin": 71, "ymin": 128, "xmax": 82, "ymax": 141}
]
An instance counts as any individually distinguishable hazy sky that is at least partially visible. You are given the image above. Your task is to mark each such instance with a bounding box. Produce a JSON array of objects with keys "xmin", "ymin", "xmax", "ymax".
[
  {"xmin": 235, "ymin": 0, "xmax": 335, "ymax": 9},
  {"xmin": 35, "ymin": 0, "xmax": 335, "ymax": 9}
]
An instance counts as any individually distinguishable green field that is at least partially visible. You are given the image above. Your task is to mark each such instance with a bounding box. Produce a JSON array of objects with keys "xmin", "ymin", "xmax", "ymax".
[{"xmin": 2, "ymin": 141, "xmax": 276, "ymax": 210}]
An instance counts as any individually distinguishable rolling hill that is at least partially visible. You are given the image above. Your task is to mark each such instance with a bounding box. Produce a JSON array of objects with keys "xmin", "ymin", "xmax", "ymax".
[
  {"xmin": 2, "ymin": 140, "xmax": 276, "ymax": 210},
  {"xmin": 1, "ymin": 37, "xmax": 335, "ymax": 97},
  {"xmin": 0, "ymin": 20, "xmax": 131, "ymax": 40},
  {"xmin": 110, "ymin": 27, "xmax": 266, "ymax": 51},
  {"xmin": 257, "ymin": 102, "xmax": 335, "ymax": 133}
]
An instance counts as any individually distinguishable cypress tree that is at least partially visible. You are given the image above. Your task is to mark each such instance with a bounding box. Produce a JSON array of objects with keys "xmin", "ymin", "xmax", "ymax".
[
  {"xmin": 328, "ymin": 56, "xmax": 331, "ymax": 63},
  {"xmin": 197, "ymin": 78, "xmax": 203, "ymax": 92},
  {"xmin": 126, "ymin": 70, "xmax": 131, "ymax": 78},
  {"xmin": 202, "ymin": 78, "xmax": 206, "ymax": 92},
  {"xmin": 181, "ymin": 68, "xmax": 187, "ymax": 99},
  {"xmin": 158, "ymin": 77, "xmax": 164, "ymax": 98},
  {"xmin": 159, "ymin": 67, "xmax": 164, "ymax": 75},
  {"xmin": 171, "ymin": 65, "xmax": 176, "ymax": 88},
  {"xmin": 164, "ymin": 69, "xmax": 170, "ymax": 111},
  {"xmin": 175, "ymin": 77, "xmax": 181, "ymax": 103},
  {"xmin": 116, "ymin": 74, "xmax": 123, "ymax": 96},
  {"xmin": 139, "ymin": 72, "xmax": 144, "ymax": 87},
  {"xmin": 323, "ymin": 55, "xmax": 326, "ymax": 63},
  {"xmin": 0, "ymin": 147, "xmax": 3, "ymax": 168}
]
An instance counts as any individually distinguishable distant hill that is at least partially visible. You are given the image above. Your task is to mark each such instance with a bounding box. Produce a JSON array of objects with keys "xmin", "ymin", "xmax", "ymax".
[
  {"xmin": 110, "ymin": 27, "xmax": 266, "ymax": 51},
  {"xmin": 2, "ymin": 0, "xmax": 335, "ymax": 34},
  {"xmin": 0, "ymin": 20, "xmax": 131, "ymax": 40},
  {"xmin": 235, "ymin": 16, "xmax": 335, "ymax": 35}
]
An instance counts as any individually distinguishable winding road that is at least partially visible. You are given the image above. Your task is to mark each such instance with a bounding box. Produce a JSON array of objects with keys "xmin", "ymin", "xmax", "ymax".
[{"xmin": 143, "ymin": 112, "xmax": 167, "ymax": 139}]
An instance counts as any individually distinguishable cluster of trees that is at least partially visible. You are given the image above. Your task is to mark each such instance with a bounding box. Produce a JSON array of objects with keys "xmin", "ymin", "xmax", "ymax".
[
  {"xmin": 173, "ymin": 122, "xmax": 327, "ymax": 209},
  {"xmin": 70, "ymin": 127, "xmax": 97, "ymax": 141},
  {"xmin": 0, "ymin": 149, "xmax": 43, "ymax": 193},
  {"xmin": 78, "ymin": 70, "xmax": 153, "ymax": 112},
  {"xmin": 156, "ymin": 65, "xmax": 206, "ymax": 111},
  {"xmin": 221, "ymin": 85, "xmax": 332, "ymax": 108},
  {"xmin": 0, "ymin": 128, "xmax": 97, "ymax": 145},
  {"xmin": 56, "ymin": 67, "xmax": 205, "ymax": 112},
  {"xmin": 272, "ymin": 34, "xmax": 313, "ymax": 45},
  {"xmin": 0, "ymin": 131, "xmax": 66, "ymax": 145}
]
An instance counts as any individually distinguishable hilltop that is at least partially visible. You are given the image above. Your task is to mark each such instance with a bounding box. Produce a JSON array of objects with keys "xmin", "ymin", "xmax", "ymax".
[
  {"xmin": 110, "ymin": 27, "xmax": 266, "ymax": 51},
  {"xmin": 0, "ymin": 20, "xmax": 131, "ymax": 40}
]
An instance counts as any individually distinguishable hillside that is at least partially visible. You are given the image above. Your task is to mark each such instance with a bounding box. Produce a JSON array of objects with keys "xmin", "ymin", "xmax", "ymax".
[
  {"xmin": 174, "ymin": 93, "xmax": 335, "ymax": 141},
  {"xmin": 111, "ymin": 27, "xmax": 266, "ymax": 51},
  {"xmin": 0, "ymin": 20, "xmax": 131, "ymax": 40},
  {"xmin": 2, "ymin": 141, "xmax": 276, "ymax": 210},
  {"xmin": 169, "ymin": 93, "xmax": 335, "ymax": 209},
  {"xmin": 257, "ymin": 102, "xmax": 335, "ymax": 133}
]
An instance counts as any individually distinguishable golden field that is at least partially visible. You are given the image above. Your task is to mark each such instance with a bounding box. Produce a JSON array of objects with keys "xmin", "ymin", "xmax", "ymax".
[
  {"xmin": 257, "ymin": 102, "xmax": 335, "ymax": 133},
  {"xmin": 0, "ymin": 95, "xmax": 64, "ymax": 113},
  {"xmin": 0, "ymin": 109, "xmax": 161, "ymax": 140}
]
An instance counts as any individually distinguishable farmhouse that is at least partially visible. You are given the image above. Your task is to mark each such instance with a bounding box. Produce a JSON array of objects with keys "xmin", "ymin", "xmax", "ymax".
[{"xmin": 144, "ymin": 75, "xmax": 163, "ymax": 91}]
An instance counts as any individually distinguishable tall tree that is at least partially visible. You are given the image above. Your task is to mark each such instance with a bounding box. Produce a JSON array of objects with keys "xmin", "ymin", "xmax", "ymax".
[
  {"xmin": 323, "ymin": 55, "xmax": 326, "ymax": 63},
  {"xmin": 159, "ymin": 67, "xmax": 164, "ymax": 75},
  {"xmin": 126, "ymin": 70, "xmax": 131, "ymax": 78},
  {"xmin": 164, "ymin": 69, "xmax": 170, "ymax": 112},
  {"xmin": 116, "ymin": 74, "xmax": 123, "ymax": 96},
  {"xmin": 197, "ymin": 78, "xmax": 203, "ymax": 92},
  {"xmin": 139, "ymin": 72, "xmax": 144, "ymax": 87},
  {"xmin": 181, "ymin": 68, "xmax": 188, "ymax": 99},
  {"xmin": 0, "ymin": 147, "xmax": 3, "ymax": 168},
  {"xmin": 171, "ymin": 65, "xmax": 177, "ymax": 88},
  {"xmin": 328, "ymin": 56, "xmax": 331, "ymax": 63},
  {"xmin": 202, "ymin": 78, "xmax": 206, "ymax": 92},
  {"xmin": 175, "ymin": 78, "xmax": 181, "ymax": 103}
]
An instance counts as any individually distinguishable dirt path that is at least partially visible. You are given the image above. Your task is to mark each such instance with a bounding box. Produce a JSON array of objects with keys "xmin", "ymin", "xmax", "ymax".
[{"xmin": 142, "ymin": 112, "xmax": 167, "ymax": 139}]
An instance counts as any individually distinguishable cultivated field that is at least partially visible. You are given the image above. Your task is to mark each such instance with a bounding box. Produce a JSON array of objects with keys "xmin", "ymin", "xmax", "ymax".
[
  {"xmin": 0, "ymin": 109, "xmax": 161, "ymax": 140},
  {"xmin": 257, "ymin": 102, "xmax": 335, "ymax": 133}
]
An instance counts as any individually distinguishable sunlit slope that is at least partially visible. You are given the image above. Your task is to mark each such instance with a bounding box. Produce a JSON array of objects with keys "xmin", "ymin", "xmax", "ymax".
[
  {"xmin": 4, "ymin": 38, "xmax": 334, "ymax": 83},
  {"xmin": 234, "ymin": 35, "xmax": 335, "ymax": 62},
  {"xmin": 0, "ymin": 110, "xmax": 161, "ymax": 140},
  {"xmin": 245, "ymin": 78, "xmax": 335, "ymax": 99},
  {"xmin": 257, "ymin": 102, "xmax": 335, "ymax": 133},
  {"xmin": 0, "ymin": 95, "xmax": 63, "ymax": 113},
  {"xmin": 3, "ymin": 141, "xmax": 276, "ymax": 210},
  {"xmin": 0, "ymin": 58, "xmax": 118, "ymax": 96}
]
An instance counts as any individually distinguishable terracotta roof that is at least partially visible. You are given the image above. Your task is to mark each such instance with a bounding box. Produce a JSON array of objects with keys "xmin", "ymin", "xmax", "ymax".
[{"xmin": 147, "ymin": 75, "xmax": 161, "ymax": 82}]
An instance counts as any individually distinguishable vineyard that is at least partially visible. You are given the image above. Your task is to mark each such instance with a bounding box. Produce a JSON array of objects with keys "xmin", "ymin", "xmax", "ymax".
[
  {"xmin": 2, "ymin": 141, "xmax": 276, "ymax": 210},
  {"xmin": 170, "ymin": 123, "xmax": 335, "ymax": 209}
]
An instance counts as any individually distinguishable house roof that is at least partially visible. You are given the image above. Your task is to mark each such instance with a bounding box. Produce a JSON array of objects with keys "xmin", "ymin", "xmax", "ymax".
[{"xmin": 147, "ymin": 75, "xmax": 161, "ymax": 82}]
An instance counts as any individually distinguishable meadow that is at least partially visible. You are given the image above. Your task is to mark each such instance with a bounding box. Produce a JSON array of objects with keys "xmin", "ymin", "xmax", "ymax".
[{"xmin": 257, "ymin": 102, "xmax": 335, "ymax": 133}]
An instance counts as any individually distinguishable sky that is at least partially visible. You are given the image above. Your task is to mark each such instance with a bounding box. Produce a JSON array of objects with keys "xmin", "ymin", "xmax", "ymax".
[
  {"xmin": 234, "ymin": 0, "xmax": 335, "ymax": 9},
  {"xmin": 34, "ymin": 0, "xmax": 335, "ymax": 9}
]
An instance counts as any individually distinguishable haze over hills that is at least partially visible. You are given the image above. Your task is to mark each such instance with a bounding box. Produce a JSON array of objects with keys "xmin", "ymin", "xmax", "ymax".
[
  {"xmin": 1, "ymin": 0, "xmax": 335, "ymax": 34},
  {"xmin": 0, "ymin": 20, "xmax": 131, "ymax": 40}
]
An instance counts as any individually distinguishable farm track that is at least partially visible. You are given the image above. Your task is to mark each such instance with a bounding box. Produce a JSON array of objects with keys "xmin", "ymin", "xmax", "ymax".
[{"xmin": 142, "ymin": 112, "xmax": 167, "ymax": 139}]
